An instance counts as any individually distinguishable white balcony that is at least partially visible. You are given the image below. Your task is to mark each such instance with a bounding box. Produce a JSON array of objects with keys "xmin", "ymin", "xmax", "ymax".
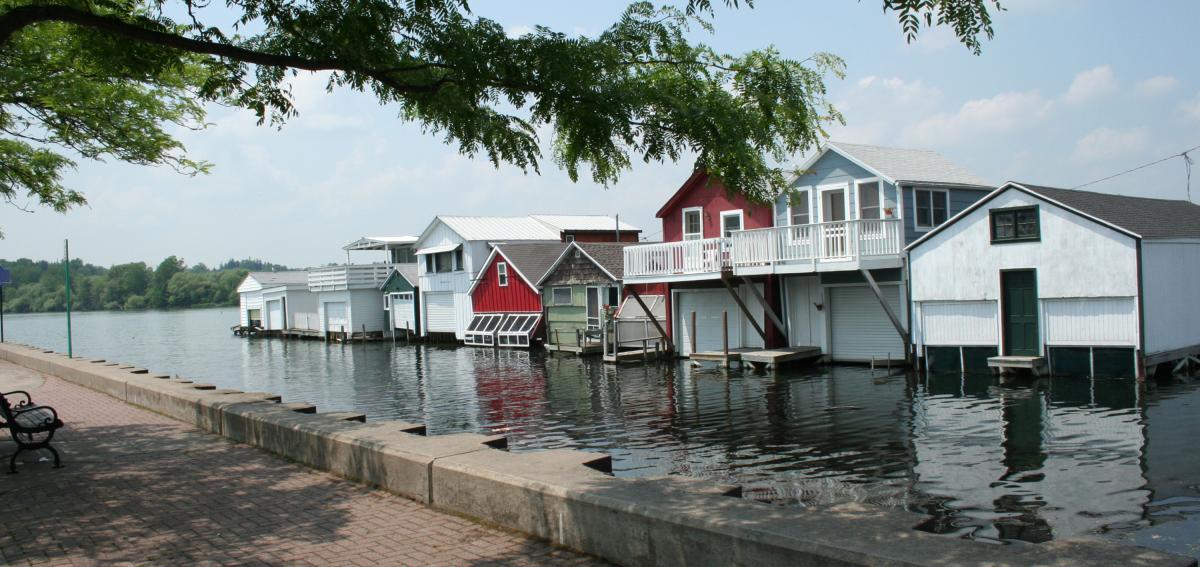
[
  {"xmin": 623, "ymin": 237, "xmax": 731, "ymax": 283},
  {"xmin": 308, "ymin": 263, "xmax": 395, "ymax": 291},
  {"xmin": 730, "ymin": 219, "xmax": 904, "ymax": 275}
]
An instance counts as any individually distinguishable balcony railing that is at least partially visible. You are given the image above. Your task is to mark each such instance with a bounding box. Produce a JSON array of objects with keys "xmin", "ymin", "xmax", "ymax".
[
  {"xmin": 730, "ymin": 219, "xmax": 903, "ymax": 270},
  {"xmin": 623, "ymin": 237, "xmax": 731, "ymax": 280},
  {"xmin": 308, "ymin": 263, "xmax": 395, "ymax": 291}
]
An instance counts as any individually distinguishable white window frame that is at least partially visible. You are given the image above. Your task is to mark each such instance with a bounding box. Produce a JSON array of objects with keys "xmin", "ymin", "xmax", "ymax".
[
  {"xmin": 681, "ymin": 206, "xmax": 703, "ymax": 241},
  {"xmin": 816, "ymin": 183, "xmax": 850, "ymax": 224},
  {"xmin": 854, "ymin": 177, "xmax": 884, "ymax": 221},
  {"xmin": 719, "ymin": 209, "xmax": 744, "ymax": 237},
  {"xmin": 497, "ymin": 262, "xmax": 508, "ymax": 287},
  {"xmin": 913, "ymin": 188, "xmax": 950, "ymax": 232},
  {"xmin": 564, "ymin": 234, "xmax": 575, "ymax": 243},
  {"xmin": 552, "ymin": 287, "xmax": 572, "ymax": 306},
  {"xmin": 786, "ymin": 187, "xmax": 812, "ymax": 226}
]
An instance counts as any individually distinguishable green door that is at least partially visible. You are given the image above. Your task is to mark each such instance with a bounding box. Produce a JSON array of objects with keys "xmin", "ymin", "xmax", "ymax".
[{"xmin": 1002, "ymin": 270, "xmax": 1039, "ymax": 356}]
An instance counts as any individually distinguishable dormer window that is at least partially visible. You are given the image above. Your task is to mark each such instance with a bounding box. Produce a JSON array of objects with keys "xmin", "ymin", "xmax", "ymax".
[{"xmin": 682, "ymin": 207, "xmax": 702, "ymax": 241}]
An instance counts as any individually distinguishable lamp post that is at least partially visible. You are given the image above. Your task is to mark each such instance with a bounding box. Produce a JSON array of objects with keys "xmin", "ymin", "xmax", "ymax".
[{"xmin": 64, "ymin": 240, "xmax": 72, "ymax": 358}]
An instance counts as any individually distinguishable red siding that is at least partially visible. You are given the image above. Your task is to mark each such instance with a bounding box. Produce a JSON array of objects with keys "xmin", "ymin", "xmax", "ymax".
[
  {"xmin": 658, "ymin": 173, "xmax": 773, "ymax": 242},
  {"xmin": 472, "ymin": 252, "xmax": 542, "ymax": 313}
]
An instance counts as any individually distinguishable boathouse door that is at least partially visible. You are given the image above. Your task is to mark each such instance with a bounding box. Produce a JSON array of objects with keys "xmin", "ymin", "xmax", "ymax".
[{"xmin": 1001, "ymin": 270, "xmax": 1039, "ymax": 356}]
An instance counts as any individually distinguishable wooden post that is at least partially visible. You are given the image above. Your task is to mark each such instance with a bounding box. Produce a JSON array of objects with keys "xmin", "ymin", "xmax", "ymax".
[
  {"xmin": 642, "ymin": 338, "xmax": 648, "ymax": 361},
  {"xmin": 555, "ymin": 329, "xmax": 560, "ymax": 348},
  {"xmin": 722, "ymin": 311, "xmax": 728, "ymax": 357},
  {"xmin": 690, "ymin": 311, "xmax": 697, "ymax": 355}
]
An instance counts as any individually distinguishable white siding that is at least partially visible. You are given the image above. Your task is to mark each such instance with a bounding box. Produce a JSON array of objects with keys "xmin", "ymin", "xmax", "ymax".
[
  {"xmin": 919, "ymin": 301, "xmax": 998, "ymax": 346},
  {"xmin": 286, "ymin": 290, "xmax": 319, "ymax": 331},
  {"xmin": 415, "ymin": 221, "xmax": 478, "ymax": 338},
  {"xmin": 264, "ymin": 299, "xmax": 284, "ymax": 330},
  {"xmin": 239, "ymin": 292, "xmax": 263, "ymax": 326},
  {"xmin": 1042, "ymin": 298, "xmax": 1138, "ymax": 347},
  {"xmin": 910, "ymin": 190, "xmax": 1139, "ymax": 302},
  {"xmin": 391, "ymin": 295, "xmax": 417, "ymax": 332},
  {"xmin": 784, "ymin": 276, "xmax": 825, "ymax": 349},
  {"xmin": 348, "ymin": 289, "xmax": 386, "ymax": 333},
  {"xmin": 830, "ymin": 284, "xmax": 904, "ymax": 362},
  {"xmin": 1142, "ymin": 240, "xmax": 1200, "ymax": 355}
]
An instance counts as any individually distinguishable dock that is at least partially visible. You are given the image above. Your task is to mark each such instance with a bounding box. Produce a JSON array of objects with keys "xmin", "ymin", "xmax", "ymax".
[
  {"xmin": 987, "ymin": 355, "xmax": 1047, "ymax": 375},
  {"xmin": 545, "ymin": 342, "xmax": 604, "ymax": 356},
  {"xmin": 689, "ymin": 347, "xmax": 753, "ymax": 367},
  {"xmin": 741, "ymin": 346, "xmax": 823, "ymax": 371}
]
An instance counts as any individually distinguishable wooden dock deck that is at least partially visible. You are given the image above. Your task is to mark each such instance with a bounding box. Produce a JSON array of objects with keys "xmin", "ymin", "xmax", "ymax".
[
  {"xmin": 603, "ymin": 347, "xmax": 669, "ymax": 364},
  {"xmin": 741, "ymin": 346, "xmax": 823, "ymax": 370},
  {"xmin": 545, "ymin": 342, "xmax": 604, "ymax": 356}
]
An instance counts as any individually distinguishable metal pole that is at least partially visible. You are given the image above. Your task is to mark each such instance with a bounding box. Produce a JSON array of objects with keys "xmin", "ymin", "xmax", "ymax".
[
  {"xmin": 1, "ymin": 286, "xmax": 5, "ymax": 342},
  {"xmin": 64, "ymin": 239, "xmax": 72, "ymax": 358},
  {"xmin": 615, "ymin": 214, "xmax": 620, "ymax": 242}
]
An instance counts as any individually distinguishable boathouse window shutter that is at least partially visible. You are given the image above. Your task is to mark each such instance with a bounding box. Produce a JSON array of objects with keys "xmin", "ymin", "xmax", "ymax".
[
  {"xmin": 990, "ymin": 206, "xmax": 1040, "ymax": 243},
  {"xmin": 497, "ymin": 262, "xmax": 508, "ymax": 287}
]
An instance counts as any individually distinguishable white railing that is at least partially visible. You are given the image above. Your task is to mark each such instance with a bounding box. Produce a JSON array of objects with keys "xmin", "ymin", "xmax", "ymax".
[
  {"xmin": 624, "ymin": 237, "xmax": 730, "ymax": 279},
  {"xmin": 307, "ymin": 263, "xmax": 396, "ymax": 291},
  {"xmin": 731, "ymin": 219, "xmax": 903, "ymax": 269}
]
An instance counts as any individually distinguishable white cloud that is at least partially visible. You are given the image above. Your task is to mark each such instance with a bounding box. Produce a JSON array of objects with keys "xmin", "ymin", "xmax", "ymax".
[
  {"xmin": 854, "ymin": 76, "xmax": 944, "ymax": 108},
  {"xmin": 1062, "ymin": 65, "xmax": 1117, "ymax": 105},
  {"xmin": 1185, "ymin": 91, "xmax": 1200, "ymax": 123},
  {"xmin": 506, "ymin": 24, "xmax": 533, "ymax": 38},
  {"xmin": 904, "ymin": 91, "xmax": 1053, "ymax": 145},
  {"xmin": 1135, "ymin": 75, "xmax": 1177, "ymax": 96},
  {"xmin": 1071, "ymin": 127, "xmax": 1148, "ymax": 163}
]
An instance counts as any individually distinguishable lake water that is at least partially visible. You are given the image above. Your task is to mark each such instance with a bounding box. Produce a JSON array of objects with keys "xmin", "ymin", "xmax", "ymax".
[{"xmin": 5, "ymin": 307, "xmax": 1199, "ymax": 556}]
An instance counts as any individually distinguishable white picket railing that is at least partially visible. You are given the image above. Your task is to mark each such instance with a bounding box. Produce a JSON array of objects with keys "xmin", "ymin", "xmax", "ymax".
[
  {"xmin": 730, "ymin": 219, "xmax": 903, "ymax": 269},
  {"xmin": 307, "ymin": 263, "xmax": 395, "ymax": 291},
  {"xmin": 623, "ymin": 237, "xmax": 730, "ymax": 279}
]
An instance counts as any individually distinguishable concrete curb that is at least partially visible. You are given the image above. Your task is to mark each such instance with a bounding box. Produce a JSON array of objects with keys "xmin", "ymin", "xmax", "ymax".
[{"xmin": 1, "ymin": 343, "xmax": 1192, "ymax": 567}]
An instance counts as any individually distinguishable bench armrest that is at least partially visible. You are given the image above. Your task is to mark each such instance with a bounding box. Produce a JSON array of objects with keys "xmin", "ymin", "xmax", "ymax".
[{"xmin": 2, "ymin": 390, "xmax": 34, "ymax": 408}]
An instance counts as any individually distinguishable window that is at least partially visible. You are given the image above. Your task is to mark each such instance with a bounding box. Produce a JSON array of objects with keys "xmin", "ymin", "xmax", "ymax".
[
  {"xmin": 914, "ymin": 189, "xmax": 949, "ymax": 230},
  {"xmin": 789, "ymin": 190, "xmax": 810, "ymax": 225},
  {"xmin": 607, "ymin": 287, "xmax": 619, "ymax": 309},
  {"xmin": 682, "ymin": 207, "xmax": 703, "ymax": 241},
  {"xmin": 497, "ymin": 262, "xmax": 509, "ymax": 287},
  {"xmin": 425, "ymin": 254, "xmax": 434, "ymax": 273},
  {"xmin": 990, "ymin": 206, "xmax": 1040, "ymax": 243},
  {"xmin": 720, "ymin": 210, "xmax": 743, "ymax": 237},
  {"xmin": 552, "ymin": 287, "xmax": 572, "ymax": 305},
  {"xmin": 454, "ymin": 248, "xmax": 464, "ymax": 271},
  {"xmin": 857, "ymin": 180, "xmax": 881, "ymax": 220},
  {"xmin": 564, "ymin": 234, "xmax": 575, "ymax": 243}
]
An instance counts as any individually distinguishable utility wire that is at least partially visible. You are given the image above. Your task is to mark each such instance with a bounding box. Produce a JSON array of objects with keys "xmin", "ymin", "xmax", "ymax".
[{"xmin": 1072, "ymin": 144, "xmax": 1200, "ymax": 196}]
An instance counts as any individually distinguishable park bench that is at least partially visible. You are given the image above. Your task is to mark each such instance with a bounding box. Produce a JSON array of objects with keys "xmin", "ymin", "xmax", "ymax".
[{"xmin": 0, "ymin": 390, "xmax": 63, "ymax": 473}]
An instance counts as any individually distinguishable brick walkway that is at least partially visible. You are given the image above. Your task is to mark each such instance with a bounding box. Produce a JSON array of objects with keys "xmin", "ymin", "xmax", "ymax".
[{"xmin": 0, "ymin": 361, "xmax": 602, "ymax": 566}]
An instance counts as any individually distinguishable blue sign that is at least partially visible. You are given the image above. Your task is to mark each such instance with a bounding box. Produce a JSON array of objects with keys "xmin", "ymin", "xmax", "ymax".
[{"xmin": 0, "ymin": 266, "xmax": 9, "ymax": 286}]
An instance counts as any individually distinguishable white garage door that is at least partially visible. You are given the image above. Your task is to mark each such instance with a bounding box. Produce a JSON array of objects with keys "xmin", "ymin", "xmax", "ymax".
[
  {"xmin": 920, "ymin": 301, "xmax": 997, "ymax": 346},
  {"xmin": 1043, "ymin": 297, "xmax": 1137, "ymax": 346},
  {"xmin": 265, "ymin": 299, "xmax": 284, "ymax": 330},
  {"xmin": 674, "ymin": 289, "xmax": 763, "ymax": 355},
  {"xmin": 324, "ymin": 301, "xmax": 348, "ymax": 333},
  {"xmin": 391, "ymin": 293, "xmax": 416, "ymax": 332},
  {"xmin": 831, "ymin": 285, "xmax": 904, "ymax": 362},
  {"xmin": 425, "ymin": 293, "xmax": 457, "ymax": 333}
]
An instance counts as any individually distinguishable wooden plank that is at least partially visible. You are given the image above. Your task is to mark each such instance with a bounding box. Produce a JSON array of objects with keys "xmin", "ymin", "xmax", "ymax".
[
  {"xmin": 718, "ymin": 275, "xmax": 767, "ymax": 343},
  {"xmin": 741, "ymin": 346, "xmax": 822, "ymax": 365},
  {"xmin": 739, "ymin": 276, "xmax": 787, "ymax": 344}
]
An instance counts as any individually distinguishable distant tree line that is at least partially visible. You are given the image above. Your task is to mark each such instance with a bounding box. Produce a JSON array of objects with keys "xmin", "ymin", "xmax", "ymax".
[{"xmin": 0, "ymin": 257, "xmax": 290, "ymax": 313}]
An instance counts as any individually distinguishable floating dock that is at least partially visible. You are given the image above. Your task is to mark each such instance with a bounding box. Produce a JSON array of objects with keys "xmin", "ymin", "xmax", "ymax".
[
  {"xmin": 545, "ymin": 342, "xmax": 604, "ymax": 356},
  {"xmin": 741, "ymin": 346, "xmax": 822, "ymax": 371},
  {"xmin": 987, "ymin": 355, "xmax": 1047, "ymax": 375}
]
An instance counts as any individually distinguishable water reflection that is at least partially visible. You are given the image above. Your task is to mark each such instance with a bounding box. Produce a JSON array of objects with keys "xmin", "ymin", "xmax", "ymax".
[{"xmin": 5, "ymin": 308, "xmax": 1199, "ymax": 556}]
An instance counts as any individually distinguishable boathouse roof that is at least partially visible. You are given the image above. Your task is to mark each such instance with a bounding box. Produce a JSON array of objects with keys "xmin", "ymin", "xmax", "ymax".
[{"xmin": 810, "ymin": 141, "xmax": 993, "ymax": 188}]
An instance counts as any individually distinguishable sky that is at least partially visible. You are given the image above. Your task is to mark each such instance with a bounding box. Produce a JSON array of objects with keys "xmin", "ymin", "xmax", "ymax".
[{"xmin": 3, "ymin": 0, "xmax": 1199, "ymax": 268}]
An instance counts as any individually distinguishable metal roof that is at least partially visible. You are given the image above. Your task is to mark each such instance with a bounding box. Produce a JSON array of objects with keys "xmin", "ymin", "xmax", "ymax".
[
  {"xmin": 815, "ymin": 141, "xmax": 993, "ymax": 188},
  {"xmin": 437, "ymin": 216, "xmax": 561, "ymax": 242},
  {"xmin": 494, "ymin": 242, "xmax": 571, "ymax": 285},
  {"xmin": 415, "ymin": 243, "xmax": 462, "ymax": 255},
  {"xmin": 343, "ymin": 236, "xmax": 419, "ymax": 251},
  {"xmin": 247, "ymin": 271, "xmax": 308, "ymax": 286},
  {"xmin": 530, "ymin": 214, "xmax": 641, "ymax": 233}
]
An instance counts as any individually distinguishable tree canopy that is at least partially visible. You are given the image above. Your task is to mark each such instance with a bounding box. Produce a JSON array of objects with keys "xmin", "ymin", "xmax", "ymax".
[{"xmin": 0, "ymin": 0, "xmax": 1001, "ymax": 232}]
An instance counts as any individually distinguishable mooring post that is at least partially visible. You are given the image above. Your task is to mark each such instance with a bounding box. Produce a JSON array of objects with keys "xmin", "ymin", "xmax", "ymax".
[
  {"xmin": 690, "ymin": 311, "xmax": 697, "ymax": 355},
  {"xmin": 722, "ymin": 311, "xmax": 729, "ymax": 368}
]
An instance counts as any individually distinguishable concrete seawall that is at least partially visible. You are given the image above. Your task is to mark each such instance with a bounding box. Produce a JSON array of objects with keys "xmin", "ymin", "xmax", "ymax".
[{"xmin": 1, "ymin": 343, "xmax": 1191, "ymax": 567}]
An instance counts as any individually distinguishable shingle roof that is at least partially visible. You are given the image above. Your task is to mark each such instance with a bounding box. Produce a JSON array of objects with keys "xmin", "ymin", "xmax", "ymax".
[
  {"xmin": 438, "ymin": 216, "xmax": 561, "ymax": 242},
  {"xmin": 828, "ymin": 141, "xmax": 993, "ymax": 188},
  {"xmin": 530, "ymin": 214, "xmax": 641, "ymax": 233},
  {"xmin": 248, "ymin": 271, "xmax": 308, "ymax": 286},
  {"xmin": 394, "ymin": 264, "xmax": 419, "ymax": 286},
  {"xmin": 495, "ymin": 242, "xmax": 571, "ymax": 284},
  {"xmin": 1017, "ymin": 183, "xmax": 1200, "ymax": 240},
  {"xmin": 577, "ymin": 243, "xmax": 639, "ymax": 280}
]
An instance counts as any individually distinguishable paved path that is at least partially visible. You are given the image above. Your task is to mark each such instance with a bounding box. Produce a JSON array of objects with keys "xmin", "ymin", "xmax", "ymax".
[{"xmin": 0, "ymin": 361, "xmax": 601, "ymax": 566}]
